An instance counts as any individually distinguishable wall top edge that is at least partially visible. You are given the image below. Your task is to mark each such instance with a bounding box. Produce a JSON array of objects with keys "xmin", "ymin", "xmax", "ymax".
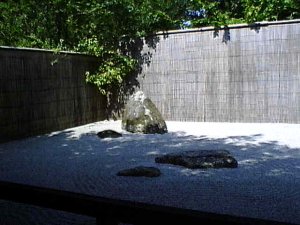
[
  {"xmin": 156, "ymin": 18, "xmax": 300, "ymax": 36},
  {"xmin": 0, "ymin": 46, "xmax": 93, "ymax": 57}
]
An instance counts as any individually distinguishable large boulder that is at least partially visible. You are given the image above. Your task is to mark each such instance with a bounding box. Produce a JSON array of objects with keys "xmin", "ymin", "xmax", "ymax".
[
  {"xmin": 122, "ymin": 91, "xmax": 167, "ymax": 134},
  {"xmin": 155, "ymin": 150, "xmax": 238, "ymax": 169}
]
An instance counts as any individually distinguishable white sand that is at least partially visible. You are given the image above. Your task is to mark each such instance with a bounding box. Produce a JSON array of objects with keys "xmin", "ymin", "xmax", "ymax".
[{"xmin": 0, "ymin": 121, "xmax": 299, "ymax": 224}]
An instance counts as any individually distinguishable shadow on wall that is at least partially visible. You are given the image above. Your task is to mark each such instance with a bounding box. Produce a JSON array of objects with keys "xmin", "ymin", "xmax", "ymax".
[
  {"xmin": 105, "ymin": 35, "xmax": 163, "ymax": 119},
  {"xmin": 105, "ymin": 22, "xmax": 273, "ymax": 119},
  {"xmin": 213, "ymin": 27, "xmax": 231, "ymax": 44},
  {"xmin": 213, "ymin": 23, "xmax": 266, "ymax": 44}
]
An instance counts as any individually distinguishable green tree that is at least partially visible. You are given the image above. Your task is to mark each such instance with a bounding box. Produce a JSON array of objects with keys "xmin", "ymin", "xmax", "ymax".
[
  {"xmin": 1, "ymin": 0, "xmax": 300, "ymax": 98},
  {"xmin": 0, "ymin": 0, "xmax": 177, "ymax": 95},
  {"xmin": 183, "ymin": 0, "xmax": 300, "ymax": 27},
  {"xmin": 242, "ymin": 0, "xmax": 300, "ymax": 23}
]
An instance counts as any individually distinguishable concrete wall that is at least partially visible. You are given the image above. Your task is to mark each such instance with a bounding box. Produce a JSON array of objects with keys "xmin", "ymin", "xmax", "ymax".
[
  {"xmin": 139, "ymin": 20, "xmax": 300, "ymax": 123},
  {"xmin": 0, "ymin": 47, "xmax": 106, "ymax": 142}
]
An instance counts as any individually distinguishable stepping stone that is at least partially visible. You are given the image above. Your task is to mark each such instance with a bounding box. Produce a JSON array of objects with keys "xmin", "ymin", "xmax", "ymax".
[
  {"xmin": 117, "ymin": 166, "xmax": 161, "ymax": 177},
  {"xmin": 155, "ymin": 150, "xmax": 238, "ymax": 169},
  {"xmin": 97, "ymin": 130, "xmax": 122, "ymax": 139}
]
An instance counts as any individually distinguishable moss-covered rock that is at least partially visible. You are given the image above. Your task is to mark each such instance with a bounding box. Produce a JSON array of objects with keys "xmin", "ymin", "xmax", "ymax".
[{"xmin": 122, "ymin": 91, "xmax": 167, "ymax": 134}]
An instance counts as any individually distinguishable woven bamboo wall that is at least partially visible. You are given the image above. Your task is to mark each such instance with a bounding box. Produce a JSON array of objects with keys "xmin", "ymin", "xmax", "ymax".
[
  {"xmin": 139, "ymin": 21, "xmax": 300, "ymax": 123},
  {"xmin": 0, "ymin": 48, "xmax": 106, "ymax": 142}
]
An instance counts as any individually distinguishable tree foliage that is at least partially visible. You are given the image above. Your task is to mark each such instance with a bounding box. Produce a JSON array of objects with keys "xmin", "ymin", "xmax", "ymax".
[
  {"xmin": 181, "ymin": 0, "xmax": 300, "ymax": 28},
  {"xmin": 1, "ymin": 0, "xmax": 183, "ymax": 95},
  {"xmin": 1, "ymin": 0, "xmax": 300, "ymax": 95}
]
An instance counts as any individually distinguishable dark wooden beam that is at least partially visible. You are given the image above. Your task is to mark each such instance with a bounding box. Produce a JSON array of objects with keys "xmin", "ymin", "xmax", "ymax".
[{"xmin": 0, "ymin": 181, "xmax": 298, "ymax": 225}]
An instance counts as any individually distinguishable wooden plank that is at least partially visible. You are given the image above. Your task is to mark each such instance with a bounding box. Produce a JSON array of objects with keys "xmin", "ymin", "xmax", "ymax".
[{"xmin": 0, "ymin": 181, "xmax": 298, "ymax": 225}]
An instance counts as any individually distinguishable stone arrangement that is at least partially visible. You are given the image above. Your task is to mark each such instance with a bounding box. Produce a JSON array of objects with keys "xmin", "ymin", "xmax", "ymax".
[
  {"xmin": 116, "ymin": 150, "xmax": 238, "ymax": 178},
  {"xmin": 96, "ymin": 91, "xmax": 238, "ymax": 177}
]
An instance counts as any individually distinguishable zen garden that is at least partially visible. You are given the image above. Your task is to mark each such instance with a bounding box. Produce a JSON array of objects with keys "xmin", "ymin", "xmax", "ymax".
[{"xmin": 0, "ymin": 1, "xmax": 300, "ymax": 225}]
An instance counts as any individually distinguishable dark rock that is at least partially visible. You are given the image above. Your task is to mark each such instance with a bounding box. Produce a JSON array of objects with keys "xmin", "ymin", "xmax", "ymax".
[
  {"xmin": 122, "ymin": 91, "xmax": 167, "ymax": 134},
  {"xmin": 117, "ymin": 166, "xmax": 161, "ymax": 177},
  {"xmin": 155, "ymin": 150, "xmax": 238, "ymax": 169},
  {"xmin": 97, "ymin": 130, "xmax": 122, "ymax": 139}
]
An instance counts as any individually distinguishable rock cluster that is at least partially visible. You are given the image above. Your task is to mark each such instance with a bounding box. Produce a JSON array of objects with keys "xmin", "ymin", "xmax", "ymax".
[
  {"xmin": 99, "ymin": 92, "xmax": 239, "ymax": 177},
  {"xmin": 116, "ymin": 150, "xmax": 238, "ymax": 178}
]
